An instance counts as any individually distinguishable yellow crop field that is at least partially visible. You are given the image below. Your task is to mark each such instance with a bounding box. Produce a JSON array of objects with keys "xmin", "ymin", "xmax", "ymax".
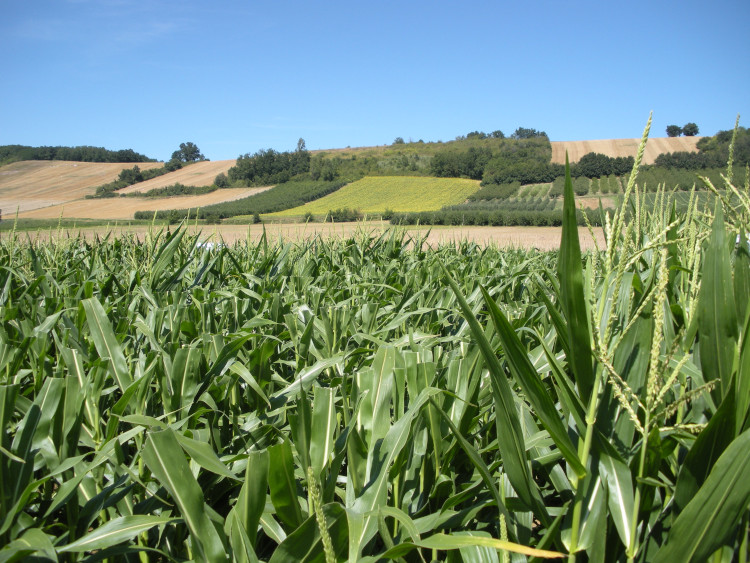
[{"xmin": 271, "ymin": 176, "xmax": 480, "ymax": 216}]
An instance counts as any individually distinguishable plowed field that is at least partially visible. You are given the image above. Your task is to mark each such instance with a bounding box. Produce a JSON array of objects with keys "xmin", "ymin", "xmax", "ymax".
[
  {"xmin": 551, "ymin": 136, "xmax": 700, "ymax": 165},
  {"xmin": 119, "ymin": 160, "xmax": 235, "ymax": 193},
  {"xmin": 0, "ymin": 160, "xmax": 163, "ymax": 214},
  {"xmin": 17, "ymin": 188, "xmax": 268, "ymax": 220}
]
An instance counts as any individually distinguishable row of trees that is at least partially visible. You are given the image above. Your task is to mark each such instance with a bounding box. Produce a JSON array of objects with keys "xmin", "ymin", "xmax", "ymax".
[
  {"xmin": 656, "ymin": 126, "xmax": 749, "ymax": 169},
  {"xmin": 666, "ymin": 123, "xmax": 700, "ymax": 137},
  {"xmin": 394, "ymin": 127, "xmax": 547, "ymax": 145},
  {"xmin": 0, "ymin": 144, "xmax": 153, "ymax": 165},
  {"xmin": 228, "ymin": 143, "xmax": 311, "ymax": 186},
  {"xmin": 0, "ymin": 141, "xmax": 205, "ymax": 168},
  {"xmin": 571, "ymin": 152, "xmax": 635, "ymax": 178},
  {"xmin": 430, "ymin": 135, "xmax": 557, "ymax": 185}
]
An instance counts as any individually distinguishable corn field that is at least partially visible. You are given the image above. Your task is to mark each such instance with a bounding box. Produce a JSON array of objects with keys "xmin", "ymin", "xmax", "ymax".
[{"xmin": 2, "ymin": 119, "xmax": 750, "ymax": 562}]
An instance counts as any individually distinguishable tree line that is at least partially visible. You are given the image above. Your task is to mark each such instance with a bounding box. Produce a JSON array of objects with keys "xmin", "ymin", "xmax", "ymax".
[
  {"xmin": 228, "ymin": 141, "xmax": 311, "ymax": 186},
  {"xmin": 655, "ymin": 126, "xmax": 750, "ymax": 169},
  {"xmin": 0, "ymin": 145, "xmax": 154, "ymax": 165}
]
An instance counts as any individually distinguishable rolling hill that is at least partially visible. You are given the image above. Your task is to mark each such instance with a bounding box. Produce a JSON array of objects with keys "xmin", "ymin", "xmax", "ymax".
[{"xmin": 0, "ymin": 136, "xmax": 704, "ymax": 221}]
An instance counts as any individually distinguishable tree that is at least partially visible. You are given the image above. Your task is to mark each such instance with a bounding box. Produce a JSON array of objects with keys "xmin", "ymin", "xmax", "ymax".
[
  {"xmin": 214, "ymin": 172, "xmax": 229, "ymax": 188},
  {"xmin": 511, "ymin": 127, "xmax": 547, "ymax": 140},
  {"xmin": 171, "ymin": 142, "xmax": 206, "ymax": 162},
  {"xmin": 491, "ymin": 130, "xmax": 505, "ymax": 139},
  {"xmin": 666, "ymin": 125, "xmax": 683, "ymax": 137},
  {"xmin": 393, "ymin": 137, "xmax": 405, "ymax": 145},
  {"xmin": 682, "ymin": 122, "xmax": 699, "ymax": 136},
  {"xmin": 296, "ymin": 138, "xmax": 306, "ymax": 152}
]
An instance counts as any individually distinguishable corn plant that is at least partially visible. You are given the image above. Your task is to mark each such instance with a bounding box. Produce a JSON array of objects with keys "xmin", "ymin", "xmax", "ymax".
[{"xmin": 0, "ymin": 118, "xmax": 749, "ymax": 562}]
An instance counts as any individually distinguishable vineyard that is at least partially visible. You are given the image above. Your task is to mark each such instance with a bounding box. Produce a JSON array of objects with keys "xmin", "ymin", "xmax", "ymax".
[{"xmin": 2, "ymin": 120, "xmax": 750, "ymax": 561}]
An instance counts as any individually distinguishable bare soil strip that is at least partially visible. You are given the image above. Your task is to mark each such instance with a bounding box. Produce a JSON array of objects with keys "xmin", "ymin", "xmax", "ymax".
[
  {"xmin": 551, "ymin": 136, "xmax": 700, "ymax": 165},
  {"xmin": 8, "ymin": 222, "xmax": 606, "ymax": 251}
]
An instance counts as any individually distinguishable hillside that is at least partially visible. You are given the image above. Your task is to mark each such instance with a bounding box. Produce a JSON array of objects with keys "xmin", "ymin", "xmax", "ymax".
[
  {"xmin": 18, "ymin": 187, "xmax": 269, "ymax": 220},
  {"xmin": 0, "ymin": 135, "xmax": 710, "ymax": 221},
  {"xmin": 119, "ymin": 160, "xmax": 235, "ymax": 193},
  {"xmin": 550, "ymin": 136, "xmax": 701, "ymax": 165},
  {"xmin": 0, "ymin": 160, "xmax": 163, "ymax": 214}
]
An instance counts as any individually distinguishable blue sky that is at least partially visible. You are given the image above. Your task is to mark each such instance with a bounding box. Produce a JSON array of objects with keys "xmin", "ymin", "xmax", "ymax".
[{"xmin": 1, "ymin": 0, "xmax": 748, "ymax": 161}]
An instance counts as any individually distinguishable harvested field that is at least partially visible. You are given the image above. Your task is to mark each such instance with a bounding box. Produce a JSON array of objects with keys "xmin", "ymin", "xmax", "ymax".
[
  {"xmin": 551, "ymin": 136, "xmax": 700, "ymax": 165},
  {"xmin": 17, "ymin": 188, "xmax": 267, "ymax": 220},
  {"xmin": 119, "ymin": 159, "xmax": 236, "ymax": 193},
  {"xmin": 0, "ymin": 160, "xmax": 163, "ymax": 213},
  {"xmin": 9, "ymin": 222, "xmax": 605, "ymax": 251}
]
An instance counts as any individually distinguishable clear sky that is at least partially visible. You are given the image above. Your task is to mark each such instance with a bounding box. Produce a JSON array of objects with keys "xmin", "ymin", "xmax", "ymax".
[{"xmin": 1, "ymin": 0, "xmax": 748, "ymax": 161}]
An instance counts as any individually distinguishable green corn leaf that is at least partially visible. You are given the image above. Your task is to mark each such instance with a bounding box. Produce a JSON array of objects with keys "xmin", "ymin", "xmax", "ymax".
[
  {"xmin": 268, "ymin": 503, "xmax": 348, "ymax": 563},
  {"xmin": 58, "ymin": 515, "xmax": 179, "ymax": 553},
  {"xmin": 561, "ymin": 468, "xmax": 607, "ymax": 553},
  {"xmin": 598, "ymin": 445, "xmax": 635, "ymax": 548},
  {"xmin": 234, "ymin": 449, "xmax": 269, "ymax": 546},
  {"xmin": 348, "ymin": 387, "xmax": 441, "ymax": 561},
  {"xmin": 268, "ymin": 439, "xmax": 305, "ymax": 530},
  {"xmin": 148, "ymin": 226, "xmax": 187, "ymax": 289},
  {"xmin": 81, "ymin": 297, "xmax": 132, "ymax": 392},
  {"xmin": 673, "ymin": 389, "xmax": 736, "ymax": 512},
  {"xmin": 174, "ymin": 432, "xmax": 237, "ymax": 480},
  {"xmin": 439, "ymin": 260, "xmax": 546, "ymax": 519},
  {"xmin": 734, "ymin": 228, "xmax": 750, "ymax": 328},
  {"xmin": 653, "ymin": 427, "xmax": 750, "ymax": 563},
  {"xmin": 142, "ymin": 429, "xmax": 229, "ymax": 562},
  {"xmin": 225, "ymin": 511, "xmax": 260, "ymax": 563},
  {"xmin": 738, "ymin": 309, "xmax": 750, "ymax": 433},
  {"xmin": 698, "ymin": 204, "xmax": 738, "ymax": 398},
  {"xmin": 272, "ymin": 355, "xmax": 344, "ymax": 403},
  {"xmin": 0, "ymin": 528, "xmax": 56, "ymax": 562},
  {"xmin": 169, "ymin": 346, "xmax": 202, "ymax": 415},
  {"xmin": 310, "ymin": 386, "xmax": 336, "ymax": 477},
  {"xmin": 481, "ymin": 286, "xmax": 585, "ymax": 478},
  {"xmin": 431, "ymin": 398, "xmax": 516, "ymax": 540},
  {"xmin": 556, "ymin": 154, "xmax": 594, "ymax": 401},
  {"xmin": 380, "ymin": 531, "xmax": 564, "ymax": 559}
]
